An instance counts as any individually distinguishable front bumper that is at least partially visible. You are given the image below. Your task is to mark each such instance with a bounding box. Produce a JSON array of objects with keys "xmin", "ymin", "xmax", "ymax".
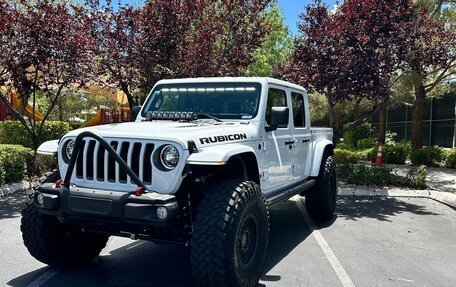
[{"xmin": 35, "ymin": 183, "xmax": 183, "ymax": 241}]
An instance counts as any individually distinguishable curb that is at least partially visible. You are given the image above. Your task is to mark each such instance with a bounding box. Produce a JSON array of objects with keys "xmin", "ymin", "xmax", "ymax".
[
  {"xmin": 0, "ymin": 181, "xmax": 31, "ymax": 197},
  {"xmin": 338, "ymin": 187, "xmax": 456, "ymax": 209}
]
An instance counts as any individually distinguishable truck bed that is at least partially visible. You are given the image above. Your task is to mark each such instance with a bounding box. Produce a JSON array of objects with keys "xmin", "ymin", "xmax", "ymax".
[{"xmin": 310, "ymin": 127, "xmax": 333, "ymax": 142}]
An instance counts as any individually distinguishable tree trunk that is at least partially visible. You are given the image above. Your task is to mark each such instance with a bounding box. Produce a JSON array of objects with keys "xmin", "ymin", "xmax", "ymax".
[
  {"xmin": 58, "ymin": 103, "xmax": 64, "ymax": 121},
  {"xmin": 411, "ymin": 74, "xmax": 426, "ymax": 151},
  {"xmin": 378, "ymin": 101, "xmax": 387, "ymax": 144},
  {"xmin": 120, "ymin": 82, "xmax": 136, "ymax": 110},
  {"xmin": 327, "ymin": 94, "xmax": 339, "ymax": 145}
]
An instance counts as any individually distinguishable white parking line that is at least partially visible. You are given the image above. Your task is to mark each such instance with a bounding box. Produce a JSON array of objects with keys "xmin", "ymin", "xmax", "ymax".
[
  {"xmin": 25, "ymin": 268, "xmax": 59, "ymax": 287},
  {"xmin": 295, "ymin": 198, "xmax": 356, "ymax": 287}
]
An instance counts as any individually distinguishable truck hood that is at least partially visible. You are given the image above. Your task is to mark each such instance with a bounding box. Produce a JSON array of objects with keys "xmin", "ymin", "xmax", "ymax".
[{"xmin": 63, "ymin": 121, "xmax": 259, "ymax": 148}]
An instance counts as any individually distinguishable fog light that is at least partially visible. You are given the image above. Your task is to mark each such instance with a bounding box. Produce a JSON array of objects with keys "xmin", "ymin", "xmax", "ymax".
[
  {"xmin": 156, "ymin": 206, "xmax": 168, "ymax": 220},
  {"xmin": 36, "ymin": 193, "xmax": 44, "ymax": 206}
]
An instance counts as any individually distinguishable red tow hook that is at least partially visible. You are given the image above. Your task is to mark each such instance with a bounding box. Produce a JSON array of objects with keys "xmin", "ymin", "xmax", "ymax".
[
  {"xmin": 55, "ymin": 180, "xmax": 63, "ymax": 188},
  {"xmin": 134, "ymin": 186, "xmax": 145, "ymax": 197}
]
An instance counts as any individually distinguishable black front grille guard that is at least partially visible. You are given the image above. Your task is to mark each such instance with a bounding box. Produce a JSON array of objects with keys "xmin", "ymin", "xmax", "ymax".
[{"xmin": 64, "ymin": 131, "xmax": 148, "ymax": 194}]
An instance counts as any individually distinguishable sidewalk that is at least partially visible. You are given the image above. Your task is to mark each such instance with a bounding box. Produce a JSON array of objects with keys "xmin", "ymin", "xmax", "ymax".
[
  {"xmin": 392, "ymin": 165, "xmax": 456, "ymax": 194},
  {"xmin": 339, "ymin": 165, "xmax": 456, "ymax": 209},
  {"xmin": 0, "ymin": 181, "xmax": 31, "ymax": 197}
]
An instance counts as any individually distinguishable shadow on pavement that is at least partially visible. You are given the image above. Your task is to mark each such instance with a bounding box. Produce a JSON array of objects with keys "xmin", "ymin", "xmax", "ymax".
[
  {"xmin": 7, "ymin": 267, "xmax": 51, "ymax": 287},
  {"xmin": 261, "ymin": 199, "xmax": 315, "ymax": 282},
  {"xmin": 335, "ymin": 196, "xmax": 441, "ymax": 222},
  {"xmin": 7, "ymin": 198, "xmax": 323, "ymax": 287},
  {"xmin": 0, "ymin": 191, "xmax": 28, "ymax": 220}
]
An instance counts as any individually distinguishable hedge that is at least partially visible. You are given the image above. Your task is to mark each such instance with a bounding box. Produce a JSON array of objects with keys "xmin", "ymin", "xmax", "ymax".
[
  {"xmin": 0, "ymin": 120, "xmax": 70, "ymax": 149},
  {"xmin": 410, "ymin": 146, "xmax": 445, "ymax": 167},
  {"xmin": 338, "ymin": 163, "xmax": 427, "ymax": 189},
  {"xmin": 0, "ymin": 144, "xmax": 33, "ymax": 185},
  {"xmin": 357, "ymin": 138, "xmax": 377, "ymax": 149},
  {"xmin": 445, "ymin": 148, "xmax": 456, "ymax": 168},
  {"xmin": 338, "ymin": 163, "xmax": 395, "ymax": 186},
  {"xmin": 334, "ymin": 149, "xmax": 362, "ymax": 164}
]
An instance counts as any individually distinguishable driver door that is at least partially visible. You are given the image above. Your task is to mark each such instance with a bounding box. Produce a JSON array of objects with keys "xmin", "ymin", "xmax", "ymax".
[{"xmin": 262, "ymin": 86, "xmax": 293, "ymax": 193}]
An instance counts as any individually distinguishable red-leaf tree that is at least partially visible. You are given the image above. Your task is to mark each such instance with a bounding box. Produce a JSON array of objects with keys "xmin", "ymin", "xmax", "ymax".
[
  {"xmin": 85, "ymin": 0, "xmax": 144, "ymax": 108},
  {"xmin": 176, "ymin": 0, "xmax": 272, "ymax": 77},
  {"xmin": 402, "ymin": 5, "xmax": 456, "ymax": 150},
  {"xmin": 0, "ymin": 0, "xmax": 93, "ymax": 149},
  {"xmin": 287, "ymin": 0, "xmax": 415, "ymax": 142},
  {"xmin": 0, "ymin": 0, "xmax": 12, "ymax": 85},
  {"xmin": 88, "ymin": 0, "xmax": 272, "ymax": 105}
]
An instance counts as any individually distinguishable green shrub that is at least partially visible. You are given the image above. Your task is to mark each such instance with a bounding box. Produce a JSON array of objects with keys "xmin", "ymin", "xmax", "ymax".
[
  {"xmin": 0, "ymin": 121, "xmax": 70, "ymax": 149},
  {"xmin": 382, "ymin": 143, "xmax": 410, "ymax": 164},
  {"xmin": 357, "ymin": 138, "xmax": 377, "ymax": 149},
  {"xmin": 337, "ymin": 163, "xmax": 354, "ymax": 179},
  {"xmin": 343, "ymin": 122, "xmax": 371, "ymax": 148},
  {"xmin": 366, "ymin": 143, "xmax": 410, "ymax": 165},
  {"xmin": 334, "ymin": 149, "xmax": 362, "ymax": 164},
  {"xmin": 410, "ymin": 146, "xmax": 445, "ymax": 166},
  {"xmin": 445, "ymin": 148, "xmax": 456, "ymax": 168},
  {"xmin": 336, "ymin": 142, "xmax": 352, "ymax": 150},
  {"xmin": 396, "ymin": 165, "xmax": 427, "ymax": 189},
  {"xmin": 338, "ymin": 163, "xmax": 395, "ymax": 186},
  {"xmin": 413, "ymin": 165, "xmax": 427, "ymax": 189},
  {"xmin": 0, "ymin": 144, "xmax": 33, "ymax": 184}
]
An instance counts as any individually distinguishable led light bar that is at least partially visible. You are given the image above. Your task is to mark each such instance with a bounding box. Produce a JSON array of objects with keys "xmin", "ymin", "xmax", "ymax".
[
  {"xmin": 145, "ymin": 111, "xmax": 198, "ymax": 121},
  {"xmin": 160, "ymin": 87, "xmax": 256, "ymax": 93}
]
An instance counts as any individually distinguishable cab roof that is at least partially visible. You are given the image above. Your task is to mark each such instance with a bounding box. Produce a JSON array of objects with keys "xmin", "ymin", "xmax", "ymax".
[{"xmin": 155, "ymin": 77, "xmax": 307, "ymax": 93}]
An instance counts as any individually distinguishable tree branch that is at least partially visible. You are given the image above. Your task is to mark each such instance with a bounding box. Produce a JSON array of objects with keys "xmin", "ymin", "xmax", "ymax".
[
  {"xmin": 37, "ymin": 84, "xmax": 65, "ymax": 138},
  {"xmin": 424, "ymin": 62, "xmax": 456, "ymax": 93},
  {"xmin": 432, "ymin": 0, "xmax": 444, "ymax": 17},
  {"xmin": 0, "ymin": 91, "xmax": 33, "ymax": 136},
  {"xmin": 343, "ymin": 102, "xmax": 381, "ymax": 133}
]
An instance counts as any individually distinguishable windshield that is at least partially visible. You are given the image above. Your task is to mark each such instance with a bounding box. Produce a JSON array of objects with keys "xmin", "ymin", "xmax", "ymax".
[{"xmin": 141, "ymin": 82, "xmax": 262, "ymax": 120}]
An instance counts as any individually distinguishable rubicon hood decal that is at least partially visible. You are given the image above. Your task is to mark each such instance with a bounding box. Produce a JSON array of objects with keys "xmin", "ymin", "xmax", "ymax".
[{"xmin": 199, "ymin": 133, "xmax": 247, "ymax": 144}]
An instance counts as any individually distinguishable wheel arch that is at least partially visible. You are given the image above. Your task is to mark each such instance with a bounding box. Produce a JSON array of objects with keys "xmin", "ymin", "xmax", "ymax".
[
  {"xmin": 310, "ymin": 140, "xmax": 334, "ymax": 177},
  {"xmin": 186, "ymin": 144, "xmax": 260, "ymax": 184},
  {"xmin": 224, "ymin": 152, "xmax": 260, "ymax": 184}
]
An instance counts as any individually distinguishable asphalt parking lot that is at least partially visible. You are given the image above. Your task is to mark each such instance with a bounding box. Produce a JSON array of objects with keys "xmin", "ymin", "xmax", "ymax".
[{"xmin": 1, "ymin": 191, "xmax": 455, "ymax": 287}]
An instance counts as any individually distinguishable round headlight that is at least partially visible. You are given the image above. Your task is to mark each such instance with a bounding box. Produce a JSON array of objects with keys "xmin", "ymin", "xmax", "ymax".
[
  {"xmin": 160, "ymin": 145, "xmax": 179, "ymax": 170},
  {"xmin": 65, "ymin": 140, "xmax": 75, "ymax": 160}
]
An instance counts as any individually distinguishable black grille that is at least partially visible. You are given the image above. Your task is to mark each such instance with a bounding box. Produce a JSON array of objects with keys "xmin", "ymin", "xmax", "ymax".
[{"xmin": 75, "ymin": 139, "xmax": 154, "ymax": 185}]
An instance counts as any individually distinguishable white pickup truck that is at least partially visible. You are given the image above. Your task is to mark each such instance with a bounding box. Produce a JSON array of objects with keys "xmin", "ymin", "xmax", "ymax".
[{"xmin": 21, "ymin": 77, "xmax": 336, "ymax": 287}]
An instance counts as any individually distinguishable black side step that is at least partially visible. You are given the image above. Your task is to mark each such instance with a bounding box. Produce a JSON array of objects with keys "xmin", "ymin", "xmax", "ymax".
[{"xmin": 266, "ymin": 179, "xmax": 316, "ymax": 207}]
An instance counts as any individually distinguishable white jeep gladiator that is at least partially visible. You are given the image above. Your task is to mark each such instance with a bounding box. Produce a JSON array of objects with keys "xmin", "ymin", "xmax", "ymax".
[{"xmin": 21, "ymin": 77, "xmax": 336, "ymax": 287}]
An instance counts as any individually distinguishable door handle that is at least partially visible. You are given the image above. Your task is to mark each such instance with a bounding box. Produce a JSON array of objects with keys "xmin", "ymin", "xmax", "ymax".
[
  {"xmin": 302, "ymin": 139, "xmax": 310, "ymax": 143},
  {"xmin": 285, "ymin": 139, "xmax": 296, "ymax": 145}
]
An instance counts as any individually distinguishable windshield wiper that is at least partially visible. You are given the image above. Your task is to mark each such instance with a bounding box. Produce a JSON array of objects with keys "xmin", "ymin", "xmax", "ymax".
[{"xmin": 197, "ymin": 113, "xmax": 223, "ymax": 122}]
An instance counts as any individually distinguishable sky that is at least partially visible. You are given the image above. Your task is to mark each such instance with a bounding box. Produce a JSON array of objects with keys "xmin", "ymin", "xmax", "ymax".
[
  {"xmin": 277, "ymin": 0, "xmax": 337, "ymax": 34},
  {"xmin": 112, "ymin": 0, "xmax": 339, "ymax": 35}
]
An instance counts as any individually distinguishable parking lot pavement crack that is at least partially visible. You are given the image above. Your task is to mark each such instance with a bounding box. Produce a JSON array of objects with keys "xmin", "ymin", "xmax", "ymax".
[{"xmin": 294, "ymin": 198, "xmax": 356, "ymax": 287}]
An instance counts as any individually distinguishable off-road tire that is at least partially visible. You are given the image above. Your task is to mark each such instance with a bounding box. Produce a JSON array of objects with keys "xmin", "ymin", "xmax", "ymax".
[
  {"xmin": 305, "ymin": 155, "xmax": 337, "ymax": 220},
  {"xmin": 21, "ymin": 170, "xmax": 109, "ymax": 268},
  {"xmin": 191, "ymin": 180, "xmax": 269, "ymax": 287}
]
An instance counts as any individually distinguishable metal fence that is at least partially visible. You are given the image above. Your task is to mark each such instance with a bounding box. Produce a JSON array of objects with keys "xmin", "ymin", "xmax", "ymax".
[{"xmin": 371, "ymin": 93, "xmax": 456, "ymax": 148}]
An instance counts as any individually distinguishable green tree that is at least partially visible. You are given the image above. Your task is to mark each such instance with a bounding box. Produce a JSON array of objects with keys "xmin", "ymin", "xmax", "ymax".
[{"xmin": 244, "ymin": 4, "xmax": 294, "ymax": 77}]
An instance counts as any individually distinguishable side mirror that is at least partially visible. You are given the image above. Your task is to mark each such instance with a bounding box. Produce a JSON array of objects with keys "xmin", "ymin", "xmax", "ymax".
[
  {"xmin": 131, "ymin": 106, "xmax": 141, "ymax": 121},
  {"xmin": 266, "ymin": 107, "xmax": 289, "ymax": 132}
]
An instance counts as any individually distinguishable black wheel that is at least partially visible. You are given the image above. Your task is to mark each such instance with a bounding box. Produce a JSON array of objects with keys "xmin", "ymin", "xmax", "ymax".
[
  {"xmin": 305, "ymin": 155, "xmax": 337, "ymax": 220},
  {"xmin": 191, "ymin": 180, "xmax": 269, "ymax": 287},
  {"xmin": 21, "ymin": 170, "xmax": 109, "ymax": 268}
]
